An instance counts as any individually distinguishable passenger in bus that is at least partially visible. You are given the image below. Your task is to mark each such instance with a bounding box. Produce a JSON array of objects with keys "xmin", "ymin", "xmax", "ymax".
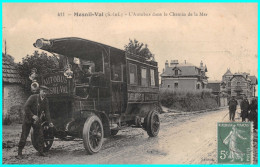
[
  {"xmin": 72, "ymin": 64, "xmax": 82, "ymax": 83},
  {"xmin": 81, "ymin": 65, "xmax": 92, "ymax": 83},
  {"xmin": 113, "ymin": 73, "xmax": 119, "ymax": 81}
]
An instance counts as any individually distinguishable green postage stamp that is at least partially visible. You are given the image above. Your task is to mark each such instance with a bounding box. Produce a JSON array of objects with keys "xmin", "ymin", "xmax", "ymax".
[{"xmin": 217, "ymin": 122, "xmax": 253, "ymax": 164}]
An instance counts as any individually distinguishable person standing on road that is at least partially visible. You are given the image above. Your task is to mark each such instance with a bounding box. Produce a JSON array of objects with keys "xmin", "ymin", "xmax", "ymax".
[
  {"xmin": 228, "ymin": 96, "xmax": 238, "ymax": 121},
  {"xmin": 240, "ymin": 95, "xmax": 250, "ymax": 122},
  {"xmin": 16, "ymin": 86, "xmax": 54, "ymax": 159},
  {"xmin": 248, "ymin": 97, "xmax": 258, "ymax": 131}
]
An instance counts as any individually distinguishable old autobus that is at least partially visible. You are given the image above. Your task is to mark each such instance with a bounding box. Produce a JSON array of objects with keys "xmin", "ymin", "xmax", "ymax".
[{"xmin": 31, "ymin": 37, "xmax": 162, "ymax": 154}]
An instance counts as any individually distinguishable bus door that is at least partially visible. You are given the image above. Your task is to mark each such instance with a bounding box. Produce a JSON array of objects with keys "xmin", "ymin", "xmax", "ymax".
[{"xmin": 110, "ymin": 55, "xmax": 127, "ymax": 114}]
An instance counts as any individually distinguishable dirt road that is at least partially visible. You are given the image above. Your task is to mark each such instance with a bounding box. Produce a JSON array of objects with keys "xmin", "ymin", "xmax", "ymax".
[{"xmin": 2, "ymin": 107, "xmax": 257, "ymax": 164}]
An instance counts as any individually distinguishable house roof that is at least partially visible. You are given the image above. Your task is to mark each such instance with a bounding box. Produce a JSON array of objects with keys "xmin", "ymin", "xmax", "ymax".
[
  {"xmin": 230, "ymin": 74, "xmax": 247, "ymax": 81},
  {"xmin": 207, "ymin": 82, "xmax": 220, "ymax": 92},
  {"xmin": 224, "ymin": 69, "xmax": 233, "ymax": 76},
  {"xmin": 249, "ymin": 76, "xmax": 258, "ymax": 85},
  {"xmin": 178, "ymin": 62, "xmax": 196, "ymax": 67},
  {"xmin": 161, "ymin": 62, "xmax": 200, "ymax": 77},
  {"xmin": 2, "ymin": 54, "xmax": 25, "ymax": 84}
]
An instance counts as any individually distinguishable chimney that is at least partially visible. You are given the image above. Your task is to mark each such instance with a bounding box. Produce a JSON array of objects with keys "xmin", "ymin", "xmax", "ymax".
[
  {"xmin": 165, "ymin": 60, "xmax": 169, "ymax": 68},
  {"xmin": 205, "ymin": 65, "xmax": 208, "ymax": 72},
  {"xmin": 170, "ymin": 60, "xmax": 179, "ymax": 67},
  {"xmin": 200, "ymin": 61, "xmax": 203, "ymax": 69}
]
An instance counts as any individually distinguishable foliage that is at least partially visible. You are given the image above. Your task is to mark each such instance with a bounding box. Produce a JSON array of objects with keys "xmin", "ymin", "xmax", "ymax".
[
  {"xmin": 124, "ymin": 39, "xmax": 154, "ymax": 60},
  {"xmin": 160, "ymin": 88, "xmax": 218, "ymax": 112},
  {"xmin": 3, "ymin": 105, "xmax": 24, "ymax": 125},
  {"xmin": 2, "ymin": 53, "xmax": 15, "ymax": 63},
  {"xmin": 3, "ymin": 116, "xmax": 12, "ymax": 125},
  {"xmin": 17, "ymin": 51, "xmax": 59, "ymax": 78}
]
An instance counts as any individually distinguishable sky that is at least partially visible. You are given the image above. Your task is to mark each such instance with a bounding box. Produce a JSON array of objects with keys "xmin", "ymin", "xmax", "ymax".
[{"xmin": 2, "ymin": 3, "xmax": 258, "ymax": 81}]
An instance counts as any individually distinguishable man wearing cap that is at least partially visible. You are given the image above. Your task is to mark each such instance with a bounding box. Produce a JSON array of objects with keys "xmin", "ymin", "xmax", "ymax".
[
  {"xmin": 16, "ymin": 85, "xmax": 54, "ymax": 159},
  {"xmin": 81, "ymin": 65, "xmax": 92, "ymax": 83},
  {"xmin": 228, "ymin": 96, "xmax": 238, "ymax": 121}
]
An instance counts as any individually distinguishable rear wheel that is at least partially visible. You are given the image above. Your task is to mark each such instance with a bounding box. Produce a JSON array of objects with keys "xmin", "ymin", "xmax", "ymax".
[
  {"xmin": 83, "ymin": 115, "xmax": 104, "ymax": 154},
  {"xmin": 146, "ymin": 110, "xmax": 160, "ymax": 137}
]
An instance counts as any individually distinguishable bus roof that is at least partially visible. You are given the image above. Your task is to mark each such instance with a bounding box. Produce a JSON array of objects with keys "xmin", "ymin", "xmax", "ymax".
[
  {"xmin": 34, "ymin": 37, "xmax": 158, "ymax": 67},
  {"xmin": 33, "ymin": 37, "xmax": 125, "ymax": 59}
]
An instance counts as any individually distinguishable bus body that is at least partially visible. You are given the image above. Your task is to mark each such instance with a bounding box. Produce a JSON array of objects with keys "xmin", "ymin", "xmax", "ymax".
[{"xmin": 32, "ymin": 37, "xmax": 161, "ymax": 154}]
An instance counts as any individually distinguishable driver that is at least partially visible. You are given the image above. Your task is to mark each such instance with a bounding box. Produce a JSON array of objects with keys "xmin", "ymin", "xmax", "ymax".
[{"xmin": 16, "ymin": 85, "xmax": 54, "ymax": 159}]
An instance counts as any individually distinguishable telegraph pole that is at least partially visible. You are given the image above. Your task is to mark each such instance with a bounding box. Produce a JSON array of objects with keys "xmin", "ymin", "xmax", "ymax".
[
  {"xmin": 4, "ymin": 39, "xmax": 7, "ymax": 56},
  {"xmin": 3, "ymin": 26, "xmax": 7, "ymax": 56}
]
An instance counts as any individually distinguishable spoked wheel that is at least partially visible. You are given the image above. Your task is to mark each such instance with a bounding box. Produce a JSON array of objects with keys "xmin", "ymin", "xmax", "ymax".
[
  {"xmin": 146, "ymin": 110, "xmax": 160, "ymax": 137},
  {"xmin": 110, "ymin": 129, "xmax": 119, "ymax": 136},
  {"xmin": 31, "ymin": 122, "xmax": 54, "ymax": 152},
  {"xmin": 83, "ymin": 115, "xmax": 104, "ymax": 154}
]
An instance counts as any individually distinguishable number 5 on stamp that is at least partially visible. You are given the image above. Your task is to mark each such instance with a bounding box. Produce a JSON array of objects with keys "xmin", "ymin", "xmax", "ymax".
[{"xmin": 217, "ymin": 122, "xmax": 253, "ymax": 164}]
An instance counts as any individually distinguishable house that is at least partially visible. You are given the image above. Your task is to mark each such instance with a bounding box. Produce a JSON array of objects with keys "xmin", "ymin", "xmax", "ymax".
[
  {"xmin": 220, "ymin": 68, "xmax": 233, "ymax": 95},
  {"xmin": 207, "ymin": 81, "xmax": 221, "ymax": 95},
  {"xmin": 2, "ymin": 53, "xmax": 29, "ymax": 122},
  {"xmin": 220, "ymin": 69, "xmax": 258, "ymax": 97},
  {"xmin": 207, "ymin": 80, "xmax": 229, "ymax": 107},
  {"xmin": 160, "ymin": 60, "xmax": 208, "ymax": 90}
]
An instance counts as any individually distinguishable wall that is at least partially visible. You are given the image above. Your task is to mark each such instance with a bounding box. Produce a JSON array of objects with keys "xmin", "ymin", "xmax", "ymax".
[
  {"xmin": 219, "ymin": 97, "xmax": 228, "ymax": 107},
  {"xmin": 3, "ymin": 83, "xmax": 29, "ymax": 123},
  {"xmin": 179, "ymin": 79, "xmax": 197, "ymax": 90},
  {"xmin": 231, "ymin": 76, "xmax": 248, "ymax": 97},
  {"xmin": 161, "ymin": 78, "xmax": 197, "ymax": 90}
]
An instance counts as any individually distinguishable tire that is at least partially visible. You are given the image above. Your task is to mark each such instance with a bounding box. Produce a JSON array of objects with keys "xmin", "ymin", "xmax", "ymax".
[
  {"xmin": 31, "ymin": 125, "xmax": 54, "ymax": 152},
  {"xmin": 83, "ymin": 115, "xmax": 104, "ymax": 154},
  {"xmin": 111, "ymin": 129, "xmax": 119, "ymax": 136},
  {"xmin": 146, "ymin": 110, "xmax": 160, "ymax": 137}
]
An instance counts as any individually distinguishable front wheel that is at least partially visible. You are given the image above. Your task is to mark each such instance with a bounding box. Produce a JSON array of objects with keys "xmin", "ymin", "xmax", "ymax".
[
  {"xmin": 83, "ymin": 115, "xmax": 104, "ymax": 154},
  {"xmin": 146, "ymin": 110, "xmax": 160, "ymax": 137},
  {"xmin": 31, "ymin": 122, "xmax": 54, "ymax": 152},
  {"xmin": 110, "ymin": 129, "xmax": 119, "ymax": 136}
]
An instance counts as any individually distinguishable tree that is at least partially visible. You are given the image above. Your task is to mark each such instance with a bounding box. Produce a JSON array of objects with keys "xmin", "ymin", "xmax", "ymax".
[
  {"xmin": 124, "ymin": 39, "xmax": 154, "ymax": 60},
  {"xmin": 17, "ymin": 51, "xmax": 59, "ymax": 78}
]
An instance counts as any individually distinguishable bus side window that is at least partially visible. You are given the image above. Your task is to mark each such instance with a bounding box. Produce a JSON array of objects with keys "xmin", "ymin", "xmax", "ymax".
[
  {"xmin": 129, "ymin": 63, "xmax": 137, "ymax": 85},
  {"xmin": 141, "ymin": 67, "xmax": 148, "ymax": 87},
  {"xmin": 150, "ymin": 69, "xmax": 155, "ymax": 86},
  {"xmin": 111, "ymin": 64, "xmax": 123, "ymax": 81}
]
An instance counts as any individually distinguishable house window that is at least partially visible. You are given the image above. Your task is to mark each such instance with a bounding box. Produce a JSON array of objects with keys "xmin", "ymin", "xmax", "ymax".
[
  {"xmin": 141, "ymin": 68, "xmax": 148, "ymax": 86},
  {"xmin": 237, "ymin": 81, "xmax": 240, "ymax": 86},
  {"xmin": 197, "ymin": 83, "xmax": 200, "ymax": 89},
  {"xmin": 175, "ymin": 70, "xmax": 178, "ymax": 76},
  {"xmin": 150, "ymin": 69, "xmax": 155, "ymax": 86},
  {"xmin": 174, "ymin": 82, "xmax": 178, "ymax": 89},
  {"xmin": 129, "ymin": 63, "xmax": 137, "ymax": 85},
  {"xmin": 168, "ymin": 85, "xmax": 170, "ymax": 88},
  {"xmin": 228, "ymin": 82, "xmax": 231, "ymax": 87}
]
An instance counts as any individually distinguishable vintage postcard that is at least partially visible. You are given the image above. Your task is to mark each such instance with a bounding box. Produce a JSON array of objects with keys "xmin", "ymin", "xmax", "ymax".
[{"xmin": 2, "ymin": 3, "xmax": 258, "ymax": 164}]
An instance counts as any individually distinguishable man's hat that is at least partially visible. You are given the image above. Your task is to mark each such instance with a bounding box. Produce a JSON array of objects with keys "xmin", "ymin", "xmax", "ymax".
[{"xmin": 39, "ymin": 85, "xmax": 50, "ymax": 91}]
